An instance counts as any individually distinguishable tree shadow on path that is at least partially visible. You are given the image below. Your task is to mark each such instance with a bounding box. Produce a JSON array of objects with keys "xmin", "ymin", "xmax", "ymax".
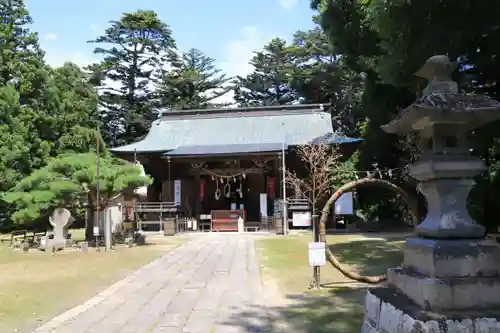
[{"xmin": 224, "ymin": 286, "xmax": 369, "ymax": 333}]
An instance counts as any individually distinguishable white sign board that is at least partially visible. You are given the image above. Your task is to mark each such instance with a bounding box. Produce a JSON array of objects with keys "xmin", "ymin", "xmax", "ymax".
[
  {"xmin": 174, "ymin": 180, "xmax": 182, "ymax": 205},
  {"xmin": 293, "ymin": 211, "xmax": 312, "ymax": 227},
  {"xmin": 259, "ymin": 193, "xmax": 268, "ymax": 217},
  {"xmin": 308, "ymin": 242, "xmax": 326, "ymax": 266},
  {"xmin": 93, "ymin": 226, "xmax": 100, "ymax": 236},
  {"xmin": 335, "ymin": 192, "xmax": 354, "ymax": 215}
]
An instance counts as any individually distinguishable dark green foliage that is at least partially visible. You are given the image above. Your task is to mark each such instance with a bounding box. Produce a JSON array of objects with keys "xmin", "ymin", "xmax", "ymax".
[
  {"xmin": 287, "ymin": 26, "xmax": 363, "ymax": 135},
  {"xmin": 0, "ymin": 1, "xmax": 103, "ymax": 229},
  {"xmin": 233, "ymin": 38, "xmax": 298, "ymax": 106},
  {"xmin": 312, "ymin": 0, "xmax": 500, "ymax": 228},
  {"xmin": 156, "ymin": 48, "xmax": 231, "ymax": 109},
  {"xmin": 3, "ymin": 153, "xmax": 152, "ymax": 224}
]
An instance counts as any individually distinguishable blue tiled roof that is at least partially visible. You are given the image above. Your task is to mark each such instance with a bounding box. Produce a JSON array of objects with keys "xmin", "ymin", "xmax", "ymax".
[
  {"xmin": 310, "ymin": 133, "xmax": 362, "ymax": 145},
  {"xmin": 110, "ymin": 105, "xmax": 333, "ymax": 153}
]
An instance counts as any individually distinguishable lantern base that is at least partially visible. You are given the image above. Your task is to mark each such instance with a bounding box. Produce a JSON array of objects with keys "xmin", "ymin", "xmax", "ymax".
[
  {"xmin": 361, "ymin": 236, "xmax": 500, "ymax": 333},
  {"xmin": 391, "ymin": 237, "xmax": 500, "ymax": 312},
  {"xmin": 361, "ymin": 288, "xmax": 500, "ymax": 333}
]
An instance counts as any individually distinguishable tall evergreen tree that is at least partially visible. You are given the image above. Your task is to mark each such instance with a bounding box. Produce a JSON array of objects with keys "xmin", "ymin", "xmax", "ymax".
[
  {"xmin": 288, "ymin": 26, "xmax": 363, "ymax": 135},
  {"xmin": 156, "ymin": 48, "xmax": 231, "ymax": 109},
  {"xmin": 0, "ymin": 0, "xmax": 45, "ymax": 87},
  {"xmin": 0, "ymin": 0, "xmax": 51, "ymax": 173},
  {"xmin": 0, "ymin": 1, "xmax": 104, "ymax": 229},
  {"xmin": 233, "ymin": 38, "xmax": 298, "ymax": 106},
  {"xmin": 43, "ymin": 62, "xmax": 101, "ymax": 154},
  {"xmin": 0, "ymin": 85, "xmax": 30, "ymax": 191},
  {"xmin": 88, "ymin": 10, "xmax": 177, "ymax": 145}
]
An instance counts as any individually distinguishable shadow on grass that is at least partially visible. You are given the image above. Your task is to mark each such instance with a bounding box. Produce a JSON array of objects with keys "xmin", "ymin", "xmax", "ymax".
[
  {"xmin": 328, "ymin": 239, "xmax": 404, "ymax": 277},
  {"xmin": 223, "ymin": 287, "xmax": 368, "ymax": 333},
  {"xmin": 247, "ymin": 233, "xmax": 406, "ymax": 332}
]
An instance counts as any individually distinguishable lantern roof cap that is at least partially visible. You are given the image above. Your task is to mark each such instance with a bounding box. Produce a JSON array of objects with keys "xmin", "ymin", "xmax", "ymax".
[{"xmin": 382, "ymin": 55, "xmax": 500, "ymax": 134}]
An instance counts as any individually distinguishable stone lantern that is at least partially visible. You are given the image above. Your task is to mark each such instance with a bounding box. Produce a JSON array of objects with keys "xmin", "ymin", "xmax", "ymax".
[{"xmin": 362, "ymin": 55, "xmax": 500, "ymax": 332}]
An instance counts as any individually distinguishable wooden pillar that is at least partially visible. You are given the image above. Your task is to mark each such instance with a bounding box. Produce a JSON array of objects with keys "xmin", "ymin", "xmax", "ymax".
[
  {"xmin": 167, "ymin": 156, "xmax": 172, "ymax": 202},
  {"xmin": 195, "ymin": 172, "xmax": 201, "ymax": 221},
  {"xmin": 276, "ymin": 153, "xmax": 283, "ymax": 199}
]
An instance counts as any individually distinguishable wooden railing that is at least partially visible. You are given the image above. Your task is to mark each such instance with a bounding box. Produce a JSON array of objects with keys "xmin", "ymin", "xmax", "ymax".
[
  {"xmin": 134, "ymin": 201, "xmax": 178, "ymax": 213},
  {"xmin": 132, "ymin": 201, "xmax": 178, "ymax": 231}
]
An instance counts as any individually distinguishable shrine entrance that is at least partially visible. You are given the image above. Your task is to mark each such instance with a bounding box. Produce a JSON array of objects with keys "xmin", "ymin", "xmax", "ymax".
[{"xmin": 187, "ymin": 158, "xmax": 279, "ymax": 232}]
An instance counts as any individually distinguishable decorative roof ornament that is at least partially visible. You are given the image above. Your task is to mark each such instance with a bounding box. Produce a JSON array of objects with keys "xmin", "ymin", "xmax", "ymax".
[
  {"xmin": 415, "ymin": 55, "xmax": 457, "ymax": 82},
  {"xmin": 382, "ymin": 55, "xmax": 500, "ymax": 134}
]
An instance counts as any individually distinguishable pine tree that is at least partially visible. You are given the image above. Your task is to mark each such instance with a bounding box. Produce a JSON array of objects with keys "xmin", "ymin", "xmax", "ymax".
[
  {"xmin": 4, "ymin": 153, "xmax": 152, "ymax": 228},
  {"xmin": 156, "ymin": 48, "xmax": 231, "ymax": 109},
  {"xmin": 288, "ymin": 26, "xmax": 363, "ymax": 135},
  {"xmin": 88, "ymin": 10, "xmax": 177, "ymax": 145},
  {"xmin": 233, "ymin": 38, "xmax": 297, "ymax": 106}
]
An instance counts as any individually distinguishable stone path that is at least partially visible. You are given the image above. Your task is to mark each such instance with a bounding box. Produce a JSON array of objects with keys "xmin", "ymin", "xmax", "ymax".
[{"xmin": 32, "ymin": 234, "xmax": 275, "ymax": 333}]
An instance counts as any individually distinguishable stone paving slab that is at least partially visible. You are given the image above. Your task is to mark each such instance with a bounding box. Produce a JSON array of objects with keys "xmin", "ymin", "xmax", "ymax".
[{"xmin": 32, "ymin": 234, "xmax": 273, "ymax": 333}]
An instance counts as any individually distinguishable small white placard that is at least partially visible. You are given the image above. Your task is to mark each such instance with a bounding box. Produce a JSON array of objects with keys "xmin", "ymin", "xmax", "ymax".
[
  {"xmin": 308, "ymin": 242, "xmax": 326, "ymax": 266},
  {"xmin": 334, "ymin": 192, "xmax": 354, "ymax": 215},
  {"xmin": 93, "ymin": 226, "xmax": 100, "ymax": 236}
]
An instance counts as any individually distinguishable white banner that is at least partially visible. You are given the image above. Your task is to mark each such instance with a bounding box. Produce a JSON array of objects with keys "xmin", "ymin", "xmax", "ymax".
[
  {"xmin": 260, "ymin": 193, "xmax": 268, "ymax": 217},
  {"xmin": 174, "ymin": 180, "xmax": 181, "ymax": 205},
  {"xmin": 335, "ymin": 192, "xmax": 354, "ymax": 215}
]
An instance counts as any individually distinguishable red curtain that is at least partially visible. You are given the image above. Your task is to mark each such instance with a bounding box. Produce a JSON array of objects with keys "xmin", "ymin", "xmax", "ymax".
[
  {"xmin": 267, "ymin": 176, "xmax": 276, "ymax": 199},
  {"xmin": 199, "ymin": 179, "xmax": 206, "ymax": 201}
]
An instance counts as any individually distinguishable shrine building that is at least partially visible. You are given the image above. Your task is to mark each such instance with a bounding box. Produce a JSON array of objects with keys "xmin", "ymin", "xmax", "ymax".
[{"xmin": 110, "ymin": 104, "xmax": 359, "ymax": 232}]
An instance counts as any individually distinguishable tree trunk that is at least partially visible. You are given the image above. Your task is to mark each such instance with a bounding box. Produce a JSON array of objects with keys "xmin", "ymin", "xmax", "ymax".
[
  {"xmin": 319, "ymin": 177, "xmax": 419, "ymax": 285},
  {"xmin": 85, "ymin": 207, "xmax": 94, "ymax": 241},
  {"xmin": 311, "ymin": 214, "xmax": 321, "ymax": 289}
]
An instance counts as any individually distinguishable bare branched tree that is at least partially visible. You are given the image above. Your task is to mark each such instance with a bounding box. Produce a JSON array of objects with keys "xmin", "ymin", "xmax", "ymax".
[
  {"xmin": 285, "ymin": 143, "xmax": 341, "ymax": 214},
  {"xmin": 285, "ymin": 143, "xmax": 340, "ymax": 290}
]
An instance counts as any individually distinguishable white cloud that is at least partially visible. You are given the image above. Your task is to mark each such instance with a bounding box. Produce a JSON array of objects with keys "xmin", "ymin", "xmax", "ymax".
[
  {"xmin": 278, "ymin": 0, "xmax": 298, "ymax": 10},
  {"xmin": 218, "ymin": 26, "xmax": 263, "ymax": 78},
  {"xmin": 215, "ymin": 26, "xmax": 276, "ymax": 105},
  {"xmin": 44, "ymin": 33, "xmax": 58, "ymax": 40}
]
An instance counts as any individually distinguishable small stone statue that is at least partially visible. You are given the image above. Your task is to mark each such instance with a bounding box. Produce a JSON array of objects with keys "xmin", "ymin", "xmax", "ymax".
[{"xmin": 49, "ymin": 208, "xmax": 74, "ymax": 250}]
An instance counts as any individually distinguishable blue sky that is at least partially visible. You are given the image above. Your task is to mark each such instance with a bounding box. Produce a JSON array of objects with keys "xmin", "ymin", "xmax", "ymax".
[{"xmin": 24, "ymin": 0, "xmax": 316, "ymax": 78}]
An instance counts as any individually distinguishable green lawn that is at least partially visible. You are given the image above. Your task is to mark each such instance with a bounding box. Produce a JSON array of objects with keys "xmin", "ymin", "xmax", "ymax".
[
  {"xmin": 0, "ymin": 228, "xmax": 187, "ymax": 333},
  {"xmin": 257, "ymin": 233, "xmax": 405, "ymax": 333}
]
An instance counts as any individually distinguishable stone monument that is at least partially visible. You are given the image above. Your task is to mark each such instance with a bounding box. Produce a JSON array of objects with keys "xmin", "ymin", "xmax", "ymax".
[
  {"xmin": 362, "ymin": 55, "xmax": 500, "ymax": 332},
  {"xmin": 48, "ymin": 208, "xmax": 74, "ymax": 250}
]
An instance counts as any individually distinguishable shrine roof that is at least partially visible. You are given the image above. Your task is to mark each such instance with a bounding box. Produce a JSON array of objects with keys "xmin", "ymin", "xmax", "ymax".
[
  {"xmin": 166, "ymin": 143, "xmax": 287, "ymax": 157},
  {"xmin": 110, "ymin": 104, "xmax": 334, "ymax": 154}
]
